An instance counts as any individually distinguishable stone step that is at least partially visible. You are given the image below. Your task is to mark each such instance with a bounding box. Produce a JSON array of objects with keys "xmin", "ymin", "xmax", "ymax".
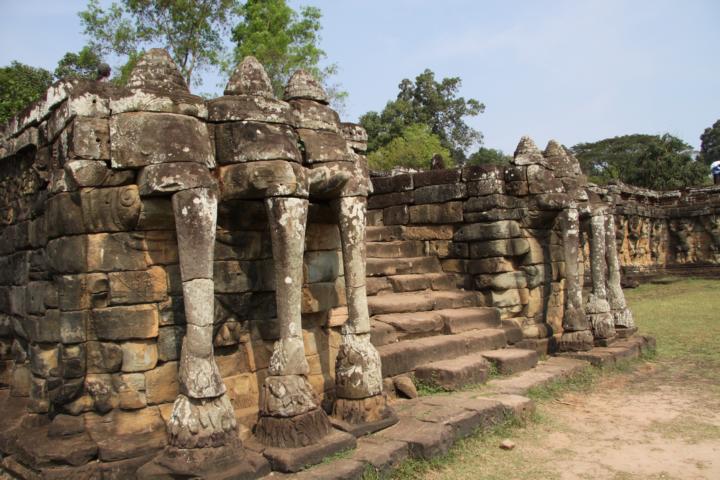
[
  {"xmin": 374, "ymin": 307, "xmax": 501, "ymax": 341},
  {"xmin": 439, "ymin": 307, "xmax": 501, "ymax": 334},
  {"xmin": 367, "ymin": 240, "xmax": 426, "ymax": 258},
  {"xmin": 377, "ymin": 328, "xmax": 507, "ymax": 377},
  {"xmin": 366, "ymin": 256, "xmax": 442, "ymax": 277},
  {"xmin": 415, "ymin": 353, "xmax": 492, "ymax": 390},
  {"xmin": 481, "ymin": 348, "xmax": 539, "ymax": 375},
  {"xmin": 374, "ymin": 311, "xmax": 444, "ymax": 338},
  {"xmin": 386, "ymin": 273, "xmax": 456, "ymax": 293},
  {"xmin": 368, "ymin": 290, "xmax": 482, "ymax": 316}
]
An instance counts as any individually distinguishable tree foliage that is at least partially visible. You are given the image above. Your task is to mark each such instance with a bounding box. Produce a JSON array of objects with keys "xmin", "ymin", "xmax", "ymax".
[
  {"xmin": 54, "ymin": 46, "xmax": 105, "ymax": 80},
  {"xmin": 698, "ymin": 119, "xmax": 720, "ymax": 166},
  {"xmin": 360, "ymin": 69, "xmax": 484, "ymax": 164},
  {"xmin": 0, "ymin": 62, "xmax": 53, "ymax": 124},
  {"xmin": 572, "ymin": 134, "xmax": 708, "ymax": 190},
  {"xmin": 232, "ymin": 0, "xmax": 345, "ymax": 109},
  {"xmin": 467, "ymin": 147, "xmax": 511, "ymax": 166},
  {"xmin": 79, "ymin": 0, "xmax": 241, "ymax": 87},
  {"xmin": 367, "ymin": 124, "xmax": 451, "ymax": 171}
]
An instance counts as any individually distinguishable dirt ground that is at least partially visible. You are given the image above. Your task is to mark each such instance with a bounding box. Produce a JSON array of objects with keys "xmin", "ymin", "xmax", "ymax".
[
  {"xmin": 527, "ymin": 363, "xmax": 720, "ymax": 480},
  {"xmin": 412, "ymin": 279, "xmax": 720, "ymax": 480}
]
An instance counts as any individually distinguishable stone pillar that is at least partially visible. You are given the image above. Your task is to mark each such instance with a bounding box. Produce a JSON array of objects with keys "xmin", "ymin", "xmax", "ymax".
[
  {"xmin": 604, "ymin": 214, "xmax": 635, "ymax": 329},
  {"xmin": 585, "ymin": 211, "xmax": 616, "ymax": 341},
  {"xmin": 558, "ymin": 205, "xmax": 594, "ymax": 351},
  {"xmin": 167, "ymin": 187, "xmax": 236, "ymax": 448},
  {"xmin": 255, "ymin": 196, "xmax": 333, "ymax": 448},
  {"xmin": 331, "ymin": 195, "xmax": 395, "ymax": 433}
]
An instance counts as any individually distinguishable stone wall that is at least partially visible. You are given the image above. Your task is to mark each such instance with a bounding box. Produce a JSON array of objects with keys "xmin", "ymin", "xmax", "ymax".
[
  {"xmin": 0, "ymin": 51, "xmax": 369, "ymax": 475},
  {"xmin": 593, "ymin": 183, "xmax": 720, "ymax": 276},
  {"xmin": 366, "ymin": 138, "xmax": 591, "ymax": 352}
]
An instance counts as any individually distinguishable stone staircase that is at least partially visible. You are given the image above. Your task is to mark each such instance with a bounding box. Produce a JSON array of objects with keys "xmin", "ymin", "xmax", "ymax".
[{"xmin": 365, "ymin": 226, "xmax": 538, "ymax": 390}]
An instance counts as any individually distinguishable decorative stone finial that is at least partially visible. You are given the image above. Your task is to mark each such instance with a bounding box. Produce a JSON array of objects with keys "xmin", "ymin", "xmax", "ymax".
[
  {"xmin": 514, "ymin": 135, "xmax": 541, "ymax": 157},
  {"xmin": 284, "ymin": 69, "xmax": 328, "ymax": 103},
  {"xmin": 513, "ymin": 135, "xmax": 546, "ymax": 166},
  {"xmin": 126, "ymin": 48, "xmax": 189, "ymax": 94},
  {"xmin": 544, "ymin": 139, "xmax": 566, "ymax": 159},
  {"xmin": 224, "ymin": 56, "xmax": 273, "ymax": 97}
]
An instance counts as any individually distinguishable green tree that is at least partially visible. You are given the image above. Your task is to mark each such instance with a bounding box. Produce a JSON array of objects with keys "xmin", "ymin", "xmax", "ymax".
[
  {"xmin": 54, "ymin": 46, "xmax": 105, "ymax": 80},
  {"xmin": 367, "ymin": 124, "xmax": 451, "ymax": 171},
  {"xmin": 698, "ymin": 119, "xmax": 720, "ymax": 166},
  {"xmin": 79, "ymin": 0, "xmax": 241, "ymax": 87},
  {"xmin": 0, "ymin": 62, "xmax": 53, "ymax": 123},
  {"xmin": 232, "ymin": 0, "xmax": 345, "ymax": 109},
  {"xmin": 360, "ymin": 69, "xmax": 484, "ymax": 164},
  {"xmin": 572, "ymin": 134, "xmax": 708, "ymax": 190},
  {"xmin": 467, "ymin": 147, "xmax": 511, "ymax": 166}
]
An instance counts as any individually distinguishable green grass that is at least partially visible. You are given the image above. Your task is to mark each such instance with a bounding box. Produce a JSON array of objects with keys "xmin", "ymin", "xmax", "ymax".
[{"xmin": 625, "ymin": 278, "xmax": 720, "ymax": 367}]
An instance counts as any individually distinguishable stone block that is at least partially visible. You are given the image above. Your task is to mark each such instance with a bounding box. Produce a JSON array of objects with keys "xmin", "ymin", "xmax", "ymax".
[
  {"xmin": 93, "ymin": 304, "xmax": 159, "ymax": 340},
  {"xmin": 57, "ymin": 273, "xmax": 109, "ymax": 311},
  {"xmin": 215, "ymin": 121, "xmax": 301, "ymax": 164},
  {"xmin": 30, "ymin": 343, "xmax": 61, "ymax": 378},
  {"xmin": 224, "ymin": 372, "xmax": 259, "ymax": 411},
  {"xmin": 64, "ymin": 159, "xmax": 135, "ymax": 188},
  {"xmin": 412, "ymin": 169, "xmax": 462, "ymax": 187},
  {"xmin": 368, "ymin": 191, "xmax": 414, "ymax": 210},
  {"xmin": 61, "ymin": 344, "xmax": 87, "ymax": 379},
  {"xmin": 403, "ymin": 225, "xmax": 454, "ymax": 240},
  {"xmin": 475, "ymin": 271, "xmax": 528, "ymax": 290},
  {"xmin": 303, "ymin": 251, "xmax": 342, "ymax": 284},
  {"xmin": 414, "ymin": 183, "xmax": 466, "ymax": 204},
  {"xmin": 527, "ymin": 165, "xmax": 563, "ymax": 194},
  {"xmin": 408, "ymin": 202, "xmax": 463, "ymax": 224},
  {"xmin": 302, "ymin": 280, "xmax": 346, "ymax": 313},
  {"xmin": 464, "ymin": 194, "xmax": 521, "ymax": 212},
  {"xmin": 463, "ymin": 208, "xmax": 523, "ymax": 223},
  {"xmin": 455, "ymin": 221, "xmax": 522, "ymax": 241},
  {"xmin": 505, "ymin": 181, "xmax": 528, "ymax": 196},
  {"xmin": 214, "ymin": 260, "xmax": 274, "ymax": 293},
  {"xmin": 218, "ymin": 160, "xmax": 308, "ymax": 199},
  {"xmin": 69, "ymin": 116, "xmax": 110, "ymax": 160},
  {"xmin": 467, "ymin": 257, "xmax": 515, "ymax": 274},
  {"xmin": 108, "ymin": 267, "xmax": 167, "ymax": 305},
  {"xmin": 290, "ymin": 99, "xmax": 341, "ymax": 132},
  {"xmin": 157, "ymin": 325, "xmax": 184, "ymax": 362},
  {"xmin": 0, "ymin": 251, "xmax": 30, "ymax": 286},
  {"xmin": 110, "ymin": 112, "xmax": 214, "ymax": 168},
  {"xmin": 87, "ymin": 341, "xmax": 123, "ymax": 373},
  {"xmin": 371, "ymin": 174, "xmax": 413, "ymax": 194},
  {"xmin": 383, "ymin": 205, "xmax": 409, "ymax": 225},
  {"xmin": 296, "ymin": 128, "xmax": 349, "ymax": 162},
  {"xmin": 490, "ymin": 289, "xmax": 522, "ymax": 307},
  {"xmin": 145, "ymin": 361, "xmax": 179, "ymax": 404},
  {"xmin": 121, "ymin": 340, "xmax": 158, "ymax": 372},
  {"xmin": 305, "ymin": 223, "xmax": 341, "ymax": 251},
  {"xmin": 207, "ymin": 94, "xmax": 293, "ymax": 124},
  {"xmin": 377, "ymin": 417, "xmax": 453, "ymax": 460},
  {"xmin": 94, "ymin": 234, "xmax": 151, "ymax": 272},
  {"xmin": 137, "ymin": 162, "xmax": 216, "ymax": 195}
]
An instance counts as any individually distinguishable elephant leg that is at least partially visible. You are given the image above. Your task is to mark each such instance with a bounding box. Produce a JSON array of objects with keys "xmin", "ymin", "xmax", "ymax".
[
  {"xmin": 586, "ymin": 212, "xmax": 616, "ymax": 341},
  {"xmin": 558, "ymin": 206, "xmax": 594, "ymax": 352},
  {"xmin": 604, "ymin": 214, "xmax": 634, "ymax": 329},
  {"xmin": 255, "ymin": 196, "xmax": 331, "ymax": 448},
  {"xmin": 167, "ymin": 187, "xmax": 236, "ymax": 449},
  {"xmin": 331, "ymin": 196, "xmax": 395, "ymax": 431}
]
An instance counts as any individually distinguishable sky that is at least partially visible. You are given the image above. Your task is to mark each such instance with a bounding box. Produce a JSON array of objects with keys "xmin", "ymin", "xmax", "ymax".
[{"xmin": 1, "ymin": 0, "xmax": 719, "ymax": 155}]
